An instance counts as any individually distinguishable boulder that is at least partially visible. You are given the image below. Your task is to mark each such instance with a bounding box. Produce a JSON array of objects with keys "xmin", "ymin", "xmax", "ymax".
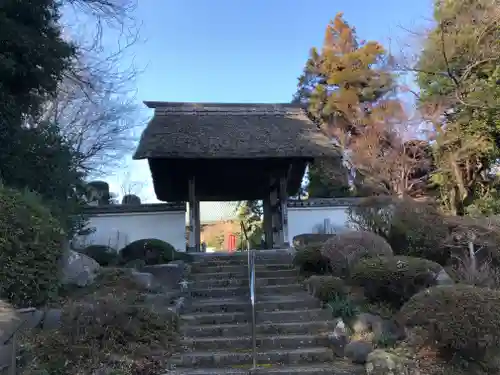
[
  {"xmin": 61, "ymin": 250, "xmax": 100, "ymax": 287},
  {"xmin": 131, "ymin": 271, "xmax": 154, "ymax": 288},
  {"xmin": 365, "ymin": 349, "xmax": 414, "ymax": 375},
  {"xmin": 18, "ymin": 308, "xmax": 44, "ymax": 329},
  {"xmin": 0, "ymin": 301, "xmax": 22, "ymax": 344},
  {"xmin": 435, "ymin": 268, "xmax": 454, "ymax": 285},
  {"xmin": 345, "ymin": 340, "xmax": 374, "ymax": 364},
  {"xmin": 328, "ymin": 319, "xmax": 351, "ymax": 356},
  {"xmin": 352, "ymin": 313, "xmax": 405, "ymax": 343},
  {"xmin": 352, "ymin": 313, "xmax": 382, "ymax": 334},
  {"xmin": 41, "ymin": 309, "xmax": 62, "ymax": 330},
  {"xmin": 142, "ymin": 262, "xmax": 185, "ymax": 290}
]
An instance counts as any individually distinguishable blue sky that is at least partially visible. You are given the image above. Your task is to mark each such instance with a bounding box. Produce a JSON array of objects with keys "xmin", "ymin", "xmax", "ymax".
[{"xmin": 108, "ymin": 0, "xmax": 434, "ymax": 219}]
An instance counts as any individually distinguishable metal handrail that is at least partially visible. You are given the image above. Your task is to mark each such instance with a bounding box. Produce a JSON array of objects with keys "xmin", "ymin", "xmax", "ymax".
[{"xmin": 241, "ymin": 221, "xmax": 257, "ymax": 369}]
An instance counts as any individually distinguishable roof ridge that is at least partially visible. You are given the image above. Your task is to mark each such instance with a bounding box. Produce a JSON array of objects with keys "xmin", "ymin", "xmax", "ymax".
[
  {"xmin": 145, "ymin": 101, "xmax": 307, "ymax": 115},
  {"xmin": 154, "ymin": 108, "xmax": 305, "ymax": 116},
  {"xmin": 144, "ymin": 101, "xmax": 301, "ymax": 108}
]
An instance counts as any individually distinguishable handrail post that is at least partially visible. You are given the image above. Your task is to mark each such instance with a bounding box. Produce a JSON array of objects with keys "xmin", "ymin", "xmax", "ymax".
[
  {"xmin": 242, "ymin": 221, "xmax": 257, "ymax": 369},
  {"xmin": 250, "ymin": 249, "xmax": 257, "ymax": 369}
]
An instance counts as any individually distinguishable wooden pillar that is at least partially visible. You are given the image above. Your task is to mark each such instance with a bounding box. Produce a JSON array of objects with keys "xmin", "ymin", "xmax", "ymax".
[
  {"xmin": 188, "ymin": 176, "xmax": 201, "ymax": 252},
  {"xmin": 263, "ymin": 196, "xmax": 273, "ymax": 249},
  {"xmin": 194, "ymin": 197, "xmax": 201, "ymax": 252},
  {"xmin": 270, "ymin": 182, "xmax": 280, "ymax": 248},
  {"xmin": 279, "ymin": 175, "xmax": 289, "ymax": 247}
]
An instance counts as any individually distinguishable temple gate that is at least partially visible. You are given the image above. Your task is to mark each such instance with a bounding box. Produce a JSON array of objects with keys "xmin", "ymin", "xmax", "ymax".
[{"xmin": 133, "ymin": 102, "xmax": 339, "ymax": 251}]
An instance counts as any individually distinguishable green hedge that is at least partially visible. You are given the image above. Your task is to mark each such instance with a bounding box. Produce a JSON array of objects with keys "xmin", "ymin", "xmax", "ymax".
[
  {"xmin": 293, "ymin": 245, "xmax": 332, "ymax": 275},
  {"xmin": 350, "ymin": 256, "xmax": 442, "ymax": 307},
  {"xmin": 119, "ymin": 239, "xmax": 192, "ymax": 265},
  {"xmin": 304, "ymin": 275, "xmax": 346, "ymax": 302},
  {"xmin": 399, "ymin": 285, "xmax": 500, "ymax": 362},
  {"xmin": 0, "ymin": 186, "xmax": 65, "ymax": 307}
]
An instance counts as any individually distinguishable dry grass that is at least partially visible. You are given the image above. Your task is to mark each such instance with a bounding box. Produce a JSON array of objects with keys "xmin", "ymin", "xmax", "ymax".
[
  {"xmin": 446, "ymin": 255, "xmax": 500, "ymax": 289},
  {"xmin": 20, "ymin": 268, "xmax": 179, "ymax": 375}
]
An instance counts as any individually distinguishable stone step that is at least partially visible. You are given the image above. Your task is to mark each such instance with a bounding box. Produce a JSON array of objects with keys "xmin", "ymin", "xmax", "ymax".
[
  {"xmin": 189, "ymin": 269, "xmax": 298, "ymax": 281},
  {"xmin": 186, "ymin": 296, "xmax": 319, "ymax": 314},
  {"xmin": 182, "ymin": 311, "xmax": 250, "ymax": 325},
  {"xmin": 170, "ymin": 347, "xmax": 334, "ymax": 368},
  {"xmin": 190, "ymin": 251, "xmax": 293, "ymax": 261},
  {"xmin": 182, "ymin": 308, "xmax": 331, "ymax": 326},
  {"xmin": 181, "ymin": 333, "xmax": 330, "ymax": 351},
  {"xmin": 192, "ymin": 257, "xmax": 290, "ymax": 267},
  {"xmin": 191, "ymin": 276, "xmax": 297, "ymax": 289},
  {"xmin": 190, "ymin": 284, "xmax": 304, "ymax": 299},
  {"xmin": 165, "ymin": 362, "xmax": 363, "ymax": 375},
  {"xmin": 180, "ymin": 320, "xmax": 337, "ymax": 338},
  {"xmin": 257, "ymin": 308, "xmax": 332, "ymax": 323},
  {"xmin": 192, "ymin": 264, "xmax": 294, "ymax": 275}
]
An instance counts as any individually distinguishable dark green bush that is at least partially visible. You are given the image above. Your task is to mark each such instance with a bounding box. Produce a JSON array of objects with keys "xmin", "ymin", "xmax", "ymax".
[
  {"xmin": 350, "ymin": 256, "xmax": 442, "ymax": 308},
  {"xmin": 321, "ymin": 230, "xmax": 393, "ymax": 277},
  {"xmin": 305, "ymin": 275, "xmax": 346, "ymax": 302},
  {"xmin": 293, "ymin": 233, "xmax": 335, "ymax": 248},
  {"xmin": 399, "ymin": 285, "xmax": 500, "ymax": 362},
  {"xmin": 0, "ymin": 186, "xmax": 65, "ymax": 307},
  {"xmin": 119, "ymin": 239, "xmax": 192, "ymax": 265},
  {"xmin": 80, "ymin": 245, "xmax": 118, "ymax": 266},
  {"xmin": 293, "ymin": 245, "xmax": 332, "ymax": 275}
]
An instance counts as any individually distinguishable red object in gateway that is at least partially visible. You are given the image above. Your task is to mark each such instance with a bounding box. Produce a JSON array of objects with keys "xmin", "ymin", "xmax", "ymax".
[{"xmin": 227, "ymin": 233, "xmax": 236, "ymax": 253}]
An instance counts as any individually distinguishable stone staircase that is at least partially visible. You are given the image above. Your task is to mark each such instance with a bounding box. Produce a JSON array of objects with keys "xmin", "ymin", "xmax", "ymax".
[{"xmin": 168, "ymin": 251, "xmax": 363, "ymax": 374}]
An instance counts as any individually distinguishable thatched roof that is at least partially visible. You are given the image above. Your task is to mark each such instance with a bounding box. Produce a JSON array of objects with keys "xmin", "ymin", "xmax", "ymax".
[{"xmin": 133, "ymin": 102, "xmax": 338, "ymax": 160}]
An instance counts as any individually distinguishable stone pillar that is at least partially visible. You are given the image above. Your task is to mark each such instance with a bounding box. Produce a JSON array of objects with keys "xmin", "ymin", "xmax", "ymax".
[{"xmin": 188, "ymin": 176, "xmax": 201, "ymax": 252}]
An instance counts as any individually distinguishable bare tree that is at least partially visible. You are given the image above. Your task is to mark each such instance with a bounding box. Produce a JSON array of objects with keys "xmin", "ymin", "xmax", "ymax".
[
  {"xmin": 348, "ymin": 112, "xmax": 434, "ymax": 198},
  {"xmin": 120, "ymin": 170, "xmax": 145, "ymax": 198},
  {"xmin": 42, "ymin": 62, "xmax": 141, "ymax": 174},
  {"xmin": 40, "ymin": 0, "xmax": 143, "ymax": 175}
]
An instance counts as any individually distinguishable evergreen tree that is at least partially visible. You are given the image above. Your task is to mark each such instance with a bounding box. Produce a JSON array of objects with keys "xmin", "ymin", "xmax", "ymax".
[
  {"xmin": 417, "ymin": 0, "xmax": 500, "ymax": 214},
  {"xmin": 0, "ymin": 0, "xmax": 75, "ymax": 126},
  {"xmin": 297, "ymin": 13, "xmax": 431, "ymax": 197}
]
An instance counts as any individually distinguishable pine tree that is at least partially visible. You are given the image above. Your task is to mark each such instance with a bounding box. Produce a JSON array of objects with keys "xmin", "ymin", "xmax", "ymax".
[{"xmin": 417, "ymin": 0, "xmax": 500, "ymax": 214}]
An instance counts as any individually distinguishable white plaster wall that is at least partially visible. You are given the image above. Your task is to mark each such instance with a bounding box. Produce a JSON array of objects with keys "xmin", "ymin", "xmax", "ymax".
[
  {"xmin": 287, "ymin": 205, "xmax": 355, "ymax": 241},
  {"xmin": 74, "ymin": 211, "xmax": 186, "ymax": 252}
]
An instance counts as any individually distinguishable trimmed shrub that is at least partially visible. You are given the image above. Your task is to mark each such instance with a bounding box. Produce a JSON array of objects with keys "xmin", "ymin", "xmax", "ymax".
[
  {"xmin": 293, "ymin": 233, "xmax": 335, "ymax": 247},
  {"xmin": 119, "ymin": 238, "xmax": 192, "ymax": 265},
  {"xmin": 80, "ymin": 245, "xmax": 118, "ymax": 266},
  {"xmin": 121, "ymin": 194, "xmax": 141, "ymax": 205},
  {"xmin": 321, "ymin": 230, "xmax": 393, "ymax": 276},
  {"xmin": 0, "ymin": 186, "xmax": 65, "ymax": 307},
  {"xmin": 304, "ymin": 275, "xmax": 346, "ymax": 302},
  {"xmin": 399, "ymin": 285, "xmax": 500, "ymax": 361},
  {"xmin": 350, "ymin": 256, "xmax": 443, "ymax": 307},
  {"xmin": 293, "ymin": 245, "xmax": 332, "ymax": 275}
]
